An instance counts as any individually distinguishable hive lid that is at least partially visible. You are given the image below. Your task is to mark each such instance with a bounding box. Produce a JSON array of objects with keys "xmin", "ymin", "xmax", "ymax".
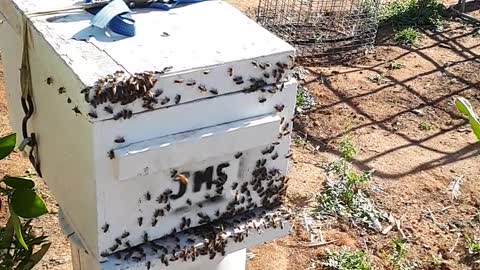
[{"xmin": 1, "ymin": 0, "xmax": 295, "ymax": 120}]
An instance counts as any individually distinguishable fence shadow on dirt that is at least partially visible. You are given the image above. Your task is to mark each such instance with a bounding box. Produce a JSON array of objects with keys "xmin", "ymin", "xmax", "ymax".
[{"xmin": 295, "ymin": 24, "xmax": 480, "ymax": 179}]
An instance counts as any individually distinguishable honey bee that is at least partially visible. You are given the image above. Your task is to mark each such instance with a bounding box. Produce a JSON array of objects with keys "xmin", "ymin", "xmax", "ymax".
[
  {"xmin": 72, "ymin": 106, "xmax": 82, "ymax": 115},
  {"xmin": 174, "ymin": 79, "xmax": 185, "ymax": 84},
  {"xmin": 58, "ymin": 87, "xmax": 66, "ymax": 94},
  {"xmin": 108, "ymin": 150, "xmax": 115, "ymax": 159},
  {"xmin": 143, "ymin": 231, "xmax": 149, "ymax": 242},
  {"xmin": 162, "ymin": 32, "xmax": 170, "ymax": 37},
  {"xmin": 261, "ymin": 159, "xmax": 267, "ymax": 166},
  {"xmin": 234, "ymin": 152, "xmax": 243, "ymax": 159},
  {"xmin": 114, "ymin": 137, "xmax": 125, "ymax": 143},
  {"xmin": 271, "ymin": 152, "xmax": 279, "ymax": 160},
  {"xmin": 251, "ymin": 61, "xmax": 258, "ymax": 67},
  {"xmin": 154, "ymin": 89, "xmax": 163, "ymax": 97},
  {"xmin": 145, "ymin": 192, "xmax": 151, "ymax": 201},
  {"xmin": 186, "ymin": 80, "xmax": 196, "ymax": 86},
  {"xmin": 203, "ymin": 70, "xmax": 211, "ymax": 74},
  {"xmin": 113, "ymin": 111, "xmax": 123, "ymax": 120},
  {"xmin": 121, "ymin": 231, "xmax": 130, "ymax": 238},
  {"xmin": 46, "ymin": 77, "xmax": 54, "ymax": 85},
  {"xmin": 175, "ymin": 174, "xmax": 189, "ymax": 185},
  {"xmin": 88, "ymin": 111, "xmax": 98, "ymax": 118},
  {"xmin": 198, "ymin": 85, "xmax": 207, "ymax": 92},
  {"xmin": 274, "ymin": 104, "xmax": 285, "ymax": 112},
  {"xmin": 104, "ymin": 106, "xmax": 114, "ymax": 114},
  {"xmin": 259, "ymin": 63, "xmax": 266, "ymax": 70},
  {"xmin": 163, "ymin": 66, "xmax": 173, "ymax": 72},
  {"xmin": 209, "ymin": 89, "xmax": 218, "ymax": 95},
  {"xmin": 138, "ymin": 217, "xmax": 143, "ymax": 226},
  {"xmin": 67, "ymin": 98, "xmax": 72, "ymax": 104},
  {"xmin": 262, "ymin": 145, "xmax": 275, "ymax": 155},
  {"xmin": 285, "ymin": 152, "xmax": 293, "ymax": 158},
  {"xmin": 231, "ymin": 182, "xmax": 238, "ymax": 189},
  {"xmin": 161, "ymin": 97, "xmax": 170, "ymax": 105},
  {"xmin": 186, "ymin": 199, "xmax": 192, "ymax": 206},
  {"xmin": 165, "ymin": 203, "xmax": 171, "ymax": 212},
  {"xmin": 109, "ymin": 243, "xmax": 119, "ymax": 252},
  {"xmin": 258, "ymin": 97, "xmax": 267, "ymax": 103},
  {"xmin": 151, "ymin": 217, "xmax": 158, "ymax": 226},
  {"xmin": 101, "ymin": 223, "xmax": 109, "ymax": 233},
  {"xmin": 174, "ymin": 94, "xmax": 181, "ymax": 104},
  {"xmin": 228, "ymin": 67, "xmax": 233, "ymax": 76},
  {"xmin": 115, "ymin": 238, "xmax": 122, "ymax": 245},
  {"xmin": 263, "ymin": 73, "xmax": 270, "ymax": 79}
]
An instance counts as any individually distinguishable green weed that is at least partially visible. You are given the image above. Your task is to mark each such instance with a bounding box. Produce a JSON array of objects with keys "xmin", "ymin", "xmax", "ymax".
[
  {"xmin": 296, "ymin": 89, "xmax": 306, "ymax": 109},
  {"xmin": 323, "ymin": 247, "xmax": 372, "ymax": 270},
  {"xmin": 386, "ymin": 61, "xmax": 405, "ymax": 70},
  {"xmin": 314, "ymin": 159, "xmax": 383, "ymax": 230},
  {"xmin": 339, "ymin": 135, "xmax": 357, "ymax": 161},
  {"xmin": 419, "ymin": 121, "xmax": 432, "ymax": 131},
  {"xmin": 394, "ymin": 27, "xmax": 422, "ymax": 45},
  {"xmin": 380, "ymin": 0, "xmax": 445, "ymax": 29},
  {"xmin": 390, "ymin": 239, "xmax": 417, "ymax": 270},
  {"xmin": 465, "ymin": 234, "xmax": 480, "ymax": 255},
  {"xmin": 368, "ymin": 74, "xmax": 387, "ymax": 84}
]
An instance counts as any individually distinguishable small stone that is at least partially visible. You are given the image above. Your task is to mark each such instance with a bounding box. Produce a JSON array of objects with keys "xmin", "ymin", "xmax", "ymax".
[{"xmin": 412, "ymin": 109, "xmax": 424, "ymax": 116}]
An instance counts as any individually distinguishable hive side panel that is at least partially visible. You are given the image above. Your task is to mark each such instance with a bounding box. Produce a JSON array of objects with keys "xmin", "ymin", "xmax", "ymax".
[
  {"xmin": 23, "ymin": 23, "xmax": 99, "ymax": 254},
  {"xmin": 0, "ymin": 11, "xmax": 24, "ymax": 142}
]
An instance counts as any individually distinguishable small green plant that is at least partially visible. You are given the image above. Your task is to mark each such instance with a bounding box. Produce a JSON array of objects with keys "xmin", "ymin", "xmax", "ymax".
[
  {"xmin": 394, "ymin": 27, "xmax": 421, "ymax": 45},
  {"xmin": 455, "ymin": 97, "xmax": 480, "ymax": 141},
  {"xmin": 380, "ymin": 0, "xmax": 445, "ymax": 29},
  {"xmin": 314, "ymin": 158, "xmax": 383, "ymax": 230},
  {"xmin": 386, "ymin": 61, "xmax": 404, "ymax": 70},
  {"xmin": 323, "ymin": 247, "xmax": 371, "ymax": 270},
  {"xmin": 390, "ymin": 239, "xmax": 417, "ymax": 270},
  {"xmin": 339, "ymin": 135, "xmax": 357, "ymax": 161},
  {"xmin": 430, "ymin": 253, "xmax": 443, "ymax": 268},
  {"xmin": 368, "ymin": 74, "xmax": 386, "ymax": 84},
  {"xmin": 0, "ymin": 134, "xmax": 50, "ymax": 269},
  {"xmin": 465, "ymin": 234, "xmax": 480, "ymax": 255},
  {"xmin": 296, "ymin": 88, "xmax": 306, "ymax": 109},
  {"xmin": 419, "ymin": 121, "xmax": 432, "ymax": 131}
]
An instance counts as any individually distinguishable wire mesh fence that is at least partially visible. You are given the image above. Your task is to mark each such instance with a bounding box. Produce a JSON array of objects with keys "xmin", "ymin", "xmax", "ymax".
[{"xmin": 256, "ymin": 0, "xmax": 381, "ymax": 64}]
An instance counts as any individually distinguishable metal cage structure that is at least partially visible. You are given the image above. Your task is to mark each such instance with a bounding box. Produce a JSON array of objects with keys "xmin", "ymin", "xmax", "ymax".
[{"xmin": 256, "ymin": 0, "xmax": 381, "ymax": 63}]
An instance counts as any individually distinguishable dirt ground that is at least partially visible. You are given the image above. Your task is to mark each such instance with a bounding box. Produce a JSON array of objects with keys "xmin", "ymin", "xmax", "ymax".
[{"xmin": 1, "ymin": 1, "xmax": 480, "ymax": 269}]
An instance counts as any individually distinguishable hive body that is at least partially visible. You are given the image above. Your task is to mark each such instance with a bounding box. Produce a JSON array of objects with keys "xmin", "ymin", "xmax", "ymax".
[{"xmin": 0, "ymin": 0, "xmax": 297, "ymax": 267}]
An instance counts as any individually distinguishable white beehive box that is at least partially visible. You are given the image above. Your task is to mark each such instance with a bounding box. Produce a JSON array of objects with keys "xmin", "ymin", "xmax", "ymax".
[{"xmin": 0, "ymin": 0, "xmax": 297, "ymax": 264}]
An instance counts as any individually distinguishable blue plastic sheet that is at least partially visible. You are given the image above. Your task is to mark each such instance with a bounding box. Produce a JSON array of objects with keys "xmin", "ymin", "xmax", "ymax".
[{"xmin": 88, "ymin": 0, "xmax": 209, "ymax": 37}]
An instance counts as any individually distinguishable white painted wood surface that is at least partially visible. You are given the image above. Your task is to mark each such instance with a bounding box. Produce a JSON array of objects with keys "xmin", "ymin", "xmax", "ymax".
[
  {"xmin": 115, "ymin": 114, "xmax": 281, "ymax": 181},
  {"xmin": 0, "ymin": 0, "xmax": 298, "ymax": 267},
  {"xmin": 1, "ymin": 0, "xmax": 294, "ymax": 120}
]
